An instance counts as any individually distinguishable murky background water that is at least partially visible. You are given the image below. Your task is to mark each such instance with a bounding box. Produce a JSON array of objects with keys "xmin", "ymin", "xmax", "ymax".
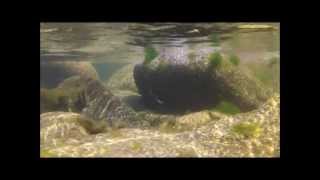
[{"xmin": 40, "ymin": 22, "xmax": 279, "ymax": 91}]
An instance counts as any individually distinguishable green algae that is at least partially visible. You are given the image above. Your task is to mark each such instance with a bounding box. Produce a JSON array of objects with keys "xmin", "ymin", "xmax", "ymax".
[
  {"xmin": 232, "ymin": 122, "xmax": 262, "ymax": 138},
  {"xmin": 208, "ymin": 52, "xmax": 223, "ymax": 69},
  {"xmin": 143, "ymin": 45, "xmax": 158, "ymax": 65},
  {"xmin": 213, "ymin": 101, "xmax": 241, "ymax": 115},
  {"xmin": 229, "ymin": 54, "xmax": 240, "ymax": 66},
  {"xmin": 40, "ymin": 149, "xmax": 57, "ymax": 158}
]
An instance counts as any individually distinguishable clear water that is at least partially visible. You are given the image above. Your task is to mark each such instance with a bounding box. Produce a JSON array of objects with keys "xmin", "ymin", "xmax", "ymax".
[
  {"xmin": 40, "ymin": 23, "xmax": 279, "ymax": 86},
  {"xmin": 40, "ymin": 23, "xmax": 280, "ymax": 157}
]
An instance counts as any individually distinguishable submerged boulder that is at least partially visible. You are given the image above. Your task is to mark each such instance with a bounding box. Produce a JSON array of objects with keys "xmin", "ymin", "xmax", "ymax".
[
  {"xmin": 79, "ymin": 77, "xmax": 139, "ymax": 128},
  {"xmin": 40, "ymin": 61, "xmax": 99, "ymax": 88},
  {"xmin": 41, "ymin": 76, "xmax": 139, "ymax": 129},
  {"xmin": 208, "ymin": 56, "xmax": 272, "ymax": 111},
  {"xmin": 105, "ymin": 64, "xmax": 138, "ymax": 92},
  {"xmin": 134, "ymin": 52, "xmax": 271, "ymax": 112}
]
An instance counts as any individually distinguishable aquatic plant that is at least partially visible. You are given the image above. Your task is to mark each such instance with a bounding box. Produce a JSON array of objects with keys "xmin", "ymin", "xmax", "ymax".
[
  {"xmin": 232, "ymin": 122, "xmax": 262, "ymax": 138},
  {"xmin": 214, "ymin": 101, "xmax": 241, "ymax": 115},
  {"xmin": 143, "ymin": 45, "xmax": 158, "ymax": 65},
  {"xmin": 229, "ymin": 54, "xmax": 240, "ymax": 66},
  {"xmin": 208, "ymin": 52, "xmax": 223, "ymax": 69}
]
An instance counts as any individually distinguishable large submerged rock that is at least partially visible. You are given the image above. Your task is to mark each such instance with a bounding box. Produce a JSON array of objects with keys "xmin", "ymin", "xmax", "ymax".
[
  {"xmin": 134, "ymin": 52, "xmax": 271, "ymax": 112},
  {"xmin": 79, "ymin": 77, "xmax": 138, "ymax": 128},
  {"xmin": 40, "ymin": 61, "xmax": 99, "ymax": 88},
  {"xmin": 105, "ymin": 64, "xmax": 138, "ymax": 92},
  {"xmin": 41, "ymin": 76, "xmax": 139, "ymax": 129}
]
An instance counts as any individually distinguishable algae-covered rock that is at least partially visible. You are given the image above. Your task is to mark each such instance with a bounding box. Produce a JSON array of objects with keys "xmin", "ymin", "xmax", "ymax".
[
  {"xmin": 133, "ymin": 52, "xmax": 271, "ymax": 112},
  {"xmin": 209, "ymin": 56, "xmax": 272, "ymax": 111},
  {"xmin": 78, "ymin": 78, "xmax": 140, "ymax": 128},
  {"xmin": 105, "ymin": 64, "xmax": 138, "ymax": 92},
  {"xmin": 40, "ymin": 61, "xmax": 99, "ymax": 88},
  {"xmin": 41, "ymin": 76, "xmax": 139, "ymax": 128}
]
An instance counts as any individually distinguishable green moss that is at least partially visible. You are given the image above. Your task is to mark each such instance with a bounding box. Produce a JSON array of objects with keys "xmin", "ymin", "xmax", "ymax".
[
  {"xmin": 232, "ymin": 122, "xmax": 262, "ymax": 138},
  {"xmin": 229, "ymin": 54, "xmax": 240, "ymax": 66},
  {"xmin": 214, "ymin": 101, "xmax": 241, "ymax": 115},
  {"xmin": 143, "ymin": 45, "xmax": 158, "ymax": 65},
  {"xmin": 40, "ymin": 149, "xmax": 57, "ymax": 157},
  {"xmin": 208, "ymin": 52, "xmax": 223, "ymax": 69}
]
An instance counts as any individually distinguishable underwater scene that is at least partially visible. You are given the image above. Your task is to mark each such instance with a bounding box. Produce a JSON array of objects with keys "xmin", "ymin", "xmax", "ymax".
[{"xmin": 40, "ymin": 23, "xmax": 280, "ymax": 157}]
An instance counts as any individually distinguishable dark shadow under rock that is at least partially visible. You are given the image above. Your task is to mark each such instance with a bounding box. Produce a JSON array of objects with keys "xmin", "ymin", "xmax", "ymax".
[{"xmin": 134, "ymin": 63, "xmax": 221, "ymax": 113}]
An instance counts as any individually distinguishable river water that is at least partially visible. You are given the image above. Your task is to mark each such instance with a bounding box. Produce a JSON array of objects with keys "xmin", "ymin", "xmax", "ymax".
[
  {"xmin": 40, "ymin": 22, "xmax": 280, "ymax": 157},
  {"xmin": 40, "ymin": 23, "xmax": 279, "ymax": 89}
]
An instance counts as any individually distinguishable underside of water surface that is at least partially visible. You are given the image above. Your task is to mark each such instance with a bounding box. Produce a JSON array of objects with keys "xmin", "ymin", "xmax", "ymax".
[{"xmin": 40, "ymin": 22, "xmax": 280, "ymax": 158}]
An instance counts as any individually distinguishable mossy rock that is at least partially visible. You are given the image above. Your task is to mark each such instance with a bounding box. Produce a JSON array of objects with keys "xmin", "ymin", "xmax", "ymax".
[
  {"xmin": 105, "ymin": 64, "xmax": 138, "ymax": 92},
  {"xmin": 134, "ymin": 60, "xmax": 221, "ymax": 112},
  {"xmin": 231, "ymin": 122, "xmax": 262, "ymax": 138},
  {"xmin": 143, "ymin": 45, "xmax": 159, "ymax": 65},
  {"xmin": 134, "ymin": 51, "xmax": 271, "ymax": 112},
  {"xmin": 209, "ymin": 56, "xmax": 272, "ymax": 111},
  {"xmin": 213, "ymin": 100, "xmax": 241, "ymax": 115}
]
